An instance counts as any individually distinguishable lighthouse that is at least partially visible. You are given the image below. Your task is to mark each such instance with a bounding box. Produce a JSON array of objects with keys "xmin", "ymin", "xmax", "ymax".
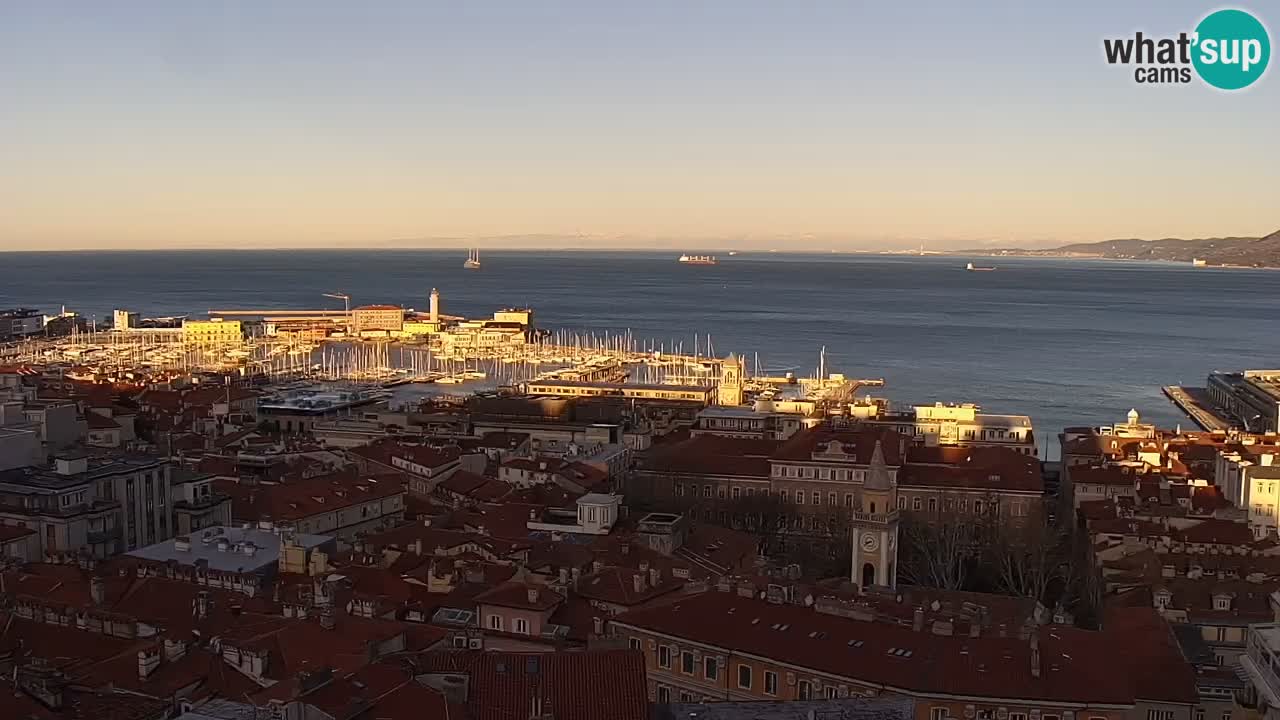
[{"xmin": 429, "ymin": 288, "xmax": 440, "ymax": 323}]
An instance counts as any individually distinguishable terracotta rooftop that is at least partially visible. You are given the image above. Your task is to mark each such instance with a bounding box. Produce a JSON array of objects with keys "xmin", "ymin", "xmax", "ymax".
[
  {"xmin": 475, "ymin": 581, "xmax": 564, "ymax": 612},
  {"xmin": 416, "ymin": 649, "xmax": 649, "ymax": 720},
  {"xmin": 612, "ymin": 592, "xmax": 1197, "ymax": 705}
]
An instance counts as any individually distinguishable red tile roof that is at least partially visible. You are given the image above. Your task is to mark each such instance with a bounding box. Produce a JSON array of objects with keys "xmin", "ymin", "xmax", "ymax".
[
  {"xmin": 773, "ymin": 427, "xmax": 907, "ymax": 464},
  {"xmin": 416, "ymin": 649, "xmax": 649, "ymax": 720},
  {"xmin": 613, "ymin": 592, "xmax": 1197, "ymax": 705},
  {"xmin": 1176, "ymin": 518, "xmax": 1255, "ymax": 546},
  {"xmin": 901, "ymin": 446, "xmax": 1043, "ymax": 493},
  {"xmin": 216, "ymin": 467, "xmax": 404, "ymax": 522},
  {"xmin": 84, "ymin": 410, "xmax": 121, "ymax": 430},
  {"xmin": 475, "ymin": 581, "xmax": 564, "ymax": 612}
]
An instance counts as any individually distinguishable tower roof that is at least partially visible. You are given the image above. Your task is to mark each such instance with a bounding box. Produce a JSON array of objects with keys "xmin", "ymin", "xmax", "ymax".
[{"xmin": 865, "ymin": 439, "xmax": 892, "ymax": 491}]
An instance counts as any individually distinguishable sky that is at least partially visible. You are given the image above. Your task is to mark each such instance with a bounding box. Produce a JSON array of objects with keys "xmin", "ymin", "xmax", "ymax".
[{"xmin": 1, "ymin": 1, "xmax": 1277, "ymax": 251}]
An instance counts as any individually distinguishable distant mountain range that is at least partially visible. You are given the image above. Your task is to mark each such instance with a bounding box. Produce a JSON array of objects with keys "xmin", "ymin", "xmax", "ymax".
[{"xmin": 964, "ymin": 229, "xmax": 1280, "ymax": 267}]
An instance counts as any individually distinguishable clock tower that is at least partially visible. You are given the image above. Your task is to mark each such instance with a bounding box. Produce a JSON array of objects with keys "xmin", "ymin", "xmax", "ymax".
[
  {"xmin": 718, "ymin": 353, "xmax": 743, "ymax": 407},
  {"xmin": 850, "ymin": 438, "xmax": 899, "ymax": 591}
]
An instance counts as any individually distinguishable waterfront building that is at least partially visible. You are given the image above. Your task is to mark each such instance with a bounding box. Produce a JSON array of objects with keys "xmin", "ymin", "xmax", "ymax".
[
  {"xmin": 0, "ymin": 308, "xmax": 43, "ymax": 341},
  {"xmin": 848, "ymin": 401, "xmax": 1037, "ymax": 456},
  {"xmin": 350, "ymin": 304, "xmax": 404, "ymax": 336},
  {"xmin": 1208, "ymin": 370, "xmax": 1280, "ymax": 433},
  {"xmin": 525, "ymin": 379, "xmax": 715, "ymax": 405},
  {"xmin": 111, "ymin": 309, "xmax": 139, "ymax": 330},
  {"xmin": 181, "ymin": 318, "xmax": 244, "ymax": 345}
]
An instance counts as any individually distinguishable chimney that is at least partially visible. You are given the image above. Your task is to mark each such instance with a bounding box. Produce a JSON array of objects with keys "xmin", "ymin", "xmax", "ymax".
[
  {"xmin": 649, "ymin": 567, "xmax": 660, "ymax": 587},
  {"xmin": 558, "ymin": 567, "xmax": 569, "ymax": 585},
  {"xmin": 592, "ymin": 616, "xmax": 604, "ymax": 636},
  {"xmin": 633, "ymin": 573, "xmax": 646, "ymax": 594},
  {"xmin": 620, "ymin": 543, "xmax": 630, "ymax": 555},
  {"xmin": 164, "ymin": 637, "xmax": 187, "ymax": 662},
  {"xmin": 1029, "ymin": 633, "xmax": 1041, "ymax": 678},
  {"xmin": 195, "ymin": 590, "xmax": 209, "ymax": 620},
  {"xmin": 570, "ymin": 567, "xmax": 581, "ymax": 588},
  {"xmin": 90, "ymin": 576, "xmax": 105, "ymax": 606},
  {"xmin": 592, "ymin": 560, "xmax": 604, "ymax": 573},
  {"xmin": 527, "ymin": 587, "xmax": 540, "ymax": 604},
  {"xmin": 969, "ymin": 621, "xmax": 981, "ymax": 638},
  {"xmin": 912, "ymin": 608, "xmax": 925, "ymax": 632},
  {"xmin": 137, "ymin": 647, "xmax": 161, "ymax": 680},
  {"xmin": 320, "ymin": 606, "xmax": 336, "ymax": 630}
]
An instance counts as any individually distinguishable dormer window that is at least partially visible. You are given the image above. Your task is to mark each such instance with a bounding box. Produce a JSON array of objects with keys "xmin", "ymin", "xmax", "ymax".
[
  {"xmin": 1154, "ymin": 591, "xmax": 1172, "ymax": 609},
  {"xmin": 1214, "ymin": 595, "xmax": 1231, "ymax": 611}
]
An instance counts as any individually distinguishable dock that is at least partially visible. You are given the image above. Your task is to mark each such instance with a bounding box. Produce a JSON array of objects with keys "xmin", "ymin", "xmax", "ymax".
[{"xmin": 1162, "ymin": 385, "xmax": 1235, "ymax": 431}]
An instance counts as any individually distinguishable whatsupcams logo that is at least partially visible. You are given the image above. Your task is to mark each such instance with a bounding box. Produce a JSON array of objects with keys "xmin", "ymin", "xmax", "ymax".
[{"xmin": 1104, "ymin": 8, "xmax": 1271, "ymax": 89}]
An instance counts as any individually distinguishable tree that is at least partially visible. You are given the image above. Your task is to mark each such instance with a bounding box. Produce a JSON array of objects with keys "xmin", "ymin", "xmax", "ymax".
[
  {"xmin": 981, "ymin": 508, "xmax": 1060, "ymax": 602},
  {"xmin": 897, "ymin": 510, "xmax": 979, "ymax": 590}
]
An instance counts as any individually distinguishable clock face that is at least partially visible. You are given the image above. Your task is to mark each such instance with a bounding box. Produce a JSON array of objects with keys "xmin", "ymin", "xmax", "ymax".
[{"xmin": 861, "ymin": 533, "xmax": 880, "ymax": 552}]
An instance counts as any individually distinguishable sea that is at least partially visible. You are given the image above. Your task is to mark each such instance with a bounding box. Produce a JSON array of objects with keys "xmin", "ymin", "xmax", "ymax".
[{"xmin": 4, "ymin": 249, "xmax": 1279, "ymax": 457}]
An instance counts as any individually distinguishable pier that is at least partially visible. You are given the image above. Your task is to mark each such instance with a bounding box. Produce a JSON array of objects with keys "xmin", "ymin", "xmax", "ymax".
[{"xmin": 1162, "ymin": 385, "xmax": 1235, "ymax": 431}]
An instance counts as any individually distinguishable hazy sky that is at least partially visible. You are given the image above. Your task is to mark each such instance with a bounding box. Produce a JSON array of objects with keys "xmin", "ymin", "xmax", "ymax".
[{"xmin": 2, "ymin": 1, "xmax": 1276, "ymax": 251}]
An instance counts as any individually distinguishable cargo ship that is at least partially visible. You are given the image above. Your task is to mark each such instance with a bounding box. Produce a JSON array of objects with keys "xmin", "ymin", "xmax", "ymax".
[
  {"xmin": 678, "ymin": 254, "xmax": 718, "ymax": 265},
  {"xmin": 965, "ymin": 262, "xmax": 996, "ymax": 272}
]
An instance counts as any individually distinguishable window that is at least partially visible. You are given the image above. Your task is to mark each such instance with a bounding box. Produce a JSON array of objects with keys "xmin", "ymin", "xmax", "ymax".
[
  {"xmin": 717, "ymin": 486, "xmax": 725, "ymax": 499},
  {"xmin": 812, "ymin": 492, "xmax": 820, "ymax": 505},
  {"xmin": 1044, "ymin": 715, "xmax": 1060, "ymax": 720},
  {"xmin": 1195, "ymin": 710, "xmax": 1206, "ymax": 720},
  {"xmin": 764, "ymin": 670, "xmax": 778, "ymax": 696},
  {"xmin": 928, "ymin": 498, "xmax": 938, "ymax": 512},
  {"xmin": 796, "ymin": 493, "xmax": 805, "ymax": 505},
  {"xmin": 514, "ymin": 618, "xmax": 530, "ymax": 635},
  {"xmin": 657, "ymin": 686, "xmax": 671, "ymax": 703},
  {"xmin": 658, "ymin": 645, "xmax": 672, "ymax": 669},
  {"xmin": 704, "ymin": 656, "xmax": 719, "ymax": 680},
  {"xmin": 1009, "ymin": 714, "xmax": 1026, "ymax": 720},
  {"xmin": 1223, "ymin": 712, "xmax": 1233, "ymax": 720},
  {"xmin": 798, "ymin": 680, "xmax": 813, "ymax": 700},
  {"xmin": 1146, "ymin": 712, "xmax": 1175, "ymax": 720},
  {"xmin": 679, "ymin": 691, "xmax": 694, "ymax": 702},
  {"xmin": 675, "ymin": 483, "xmax": 684, "ymax": 497},
  {"xmin": 974, "ymin": 500, "xmax": 984, "ymax": 514},
  {"xmin": 828, "ymin": 493, "xmax": 837, "ymax": 506},
  {"xmin": 1214, "ymin": 596, "xmax": 1231, "ymax": 611},
  {"xmin": 628, "ymin": 637, "xmax": 641, "ymax": 651},
  {"xmin": 1216, "ymin": 627, "xmax": 1228, "ymax": 641},
  {"xmin": 737, "ymin": 664, "xmax": 752, "ymax": 689},
  {"xmin": 845, "ymin": 494, "xmax": 854, "ymax": 507},
  {"xmin": 931, "ymin": 709, "xmax": 948, "ymax": 720},
  {"xmin": 732, "ymin": 487, "xmax": 741, "ymax": 499},
  {"xmin": 487, "ymin": 614, "xmax": 503, "ymax": 631},
  {"xmin": 898, "ymin": 497, "xmax": 906, "ymax": 509},
  {"xmin": 682, "ymin": 651, "xmax": 695, "ymax": 674},
  {"xmin": 780, "ymin": 490, "xmax": 789, "ymax": 503},
  {"xmin": 825, "ymin": 686, "xmax": 838, "ymax": 699},
  {"xmin": 703, "ymin": 485, "xmax": 711, "ymax": 498},
  {"xmin": 912, "ymin": 497, "xmax": 922, "ymax": 511}
]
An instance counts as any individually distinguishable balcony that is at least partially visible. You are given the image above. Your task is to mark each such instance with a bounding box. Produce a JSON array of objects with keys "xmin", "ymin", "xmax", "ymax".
[
  {"xmin": 851, "ymin": 509, "xmax": 898, "ymax": 524},
  {"xmin": 174, "ymin": 492, "xmax": 230, "ymax": 511},
  {"xmin": 87, "ymin": 529, "xmax": 118, "ymax": 545}
]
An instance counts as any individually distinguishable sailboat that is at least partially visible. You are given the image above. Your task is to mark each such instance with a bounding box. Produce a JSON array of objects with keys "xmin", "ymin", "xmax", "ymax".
[{"xmin": 463, "ymin": 249, "xmax": 482, "ymax": 270}]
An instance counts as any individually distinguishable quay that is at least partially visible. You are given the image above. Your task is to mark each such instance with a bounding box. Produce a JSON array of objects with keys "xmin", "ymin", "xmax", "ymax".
[{"xmin": 1162, "ymin": 385, "xmax": 1235, "ymax": 431}]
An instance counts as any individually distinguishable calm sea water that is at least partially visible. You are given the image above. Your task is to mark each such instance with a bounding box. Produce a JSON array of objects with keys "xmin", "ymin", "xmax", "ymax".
[{"xmin": 4, "ymin": 249, "xmax": 1278, "ymax": 456}]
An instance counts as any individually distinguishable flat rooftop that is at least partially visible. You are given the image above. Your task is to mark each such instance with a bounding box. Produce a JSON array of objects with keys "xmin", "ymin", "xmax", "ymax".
[
  {"xmin": 259, "ymin": 386, "xmax": 385, "ymax": 413},
  {"xmin": 126, "ymin": 525, "xmax": 331, "ymax": 574},
  {"xmin": 525, "ymin": 380, "xmax": 711, "ymax": 392},
  {"xmin": 0, "ymin": 454, "xmax": 169, "ymax": 494}
]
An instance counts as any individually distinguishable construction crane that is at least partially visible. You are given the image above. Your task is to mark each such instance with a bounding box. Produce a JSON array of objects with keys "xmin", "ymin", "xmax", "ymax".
[{"xmin": 322, "ymin": 293, "xmax": 351, "ymax": 313}]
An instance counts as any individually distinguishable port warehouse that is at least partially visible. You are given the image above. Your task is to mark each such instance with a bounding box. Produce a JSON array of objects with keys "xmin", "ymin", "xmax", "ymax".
[
  {"xmin": 1208, "ymin": 370, "xmax": 1280, "ymax": 433},
  {"xmin": 523, "ymin": 380, "xmax": 716, "ymax": 404}
]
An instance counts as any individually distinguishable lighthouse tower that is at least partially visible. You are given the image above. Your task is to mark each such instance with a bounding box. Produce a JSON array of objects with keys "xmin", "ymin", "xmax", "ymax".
[{"xmin": 429, "ymin": 288, "xmax": 440, "ymax": 323}]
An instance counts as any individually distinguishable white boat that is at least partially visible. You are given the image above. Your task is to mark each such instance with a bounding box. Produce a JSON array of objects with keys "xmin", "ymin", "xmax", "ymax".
[
  {"xmin": 463, "ymin": 249, "xmax": 482, "ymax": 270},
  {"xmin": 678, "ymin": 254, "xmax": 718, "ymax": 265},
  {"xmin": 965, "ymin": 262, "xmax": 996, "ymax": 272}
]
